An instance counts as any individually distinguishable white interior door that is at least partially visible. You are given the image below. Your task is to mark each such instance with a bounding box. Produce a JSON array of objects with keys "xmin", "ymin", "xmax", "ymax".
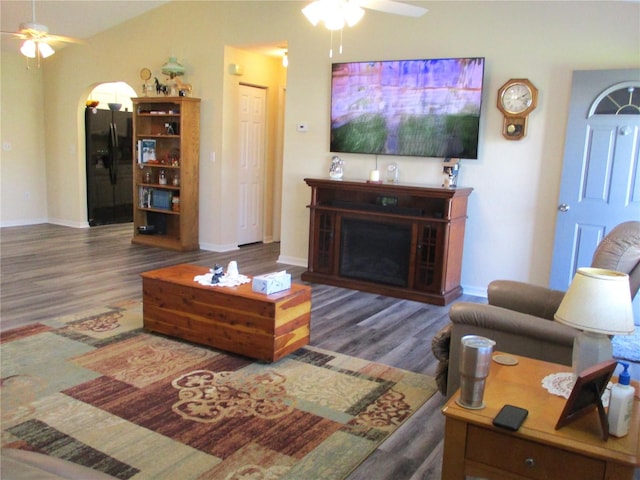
[{"xmin": 238, "ymin": 84, "xmax": 266, "ymax": 245}]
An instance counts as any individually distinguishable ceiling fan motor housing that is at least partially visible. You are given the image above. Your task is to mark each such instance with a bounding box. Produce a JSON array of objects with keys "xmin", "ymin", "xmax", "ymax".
[{"xmin": 19, "ymin": 22, "xmax": 49, "ymax": 36}]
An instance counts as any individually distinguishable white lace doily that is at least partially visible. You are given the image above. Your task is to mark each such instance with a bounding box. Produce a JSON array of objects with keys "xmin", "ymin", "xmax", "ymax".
[
  {"xmin": 193, "ymin": 273, "xmax": 251, "ymax": 288},
  {"xmin": 541, "ymin": 372, "xmax": 611, "ymax": 407}
]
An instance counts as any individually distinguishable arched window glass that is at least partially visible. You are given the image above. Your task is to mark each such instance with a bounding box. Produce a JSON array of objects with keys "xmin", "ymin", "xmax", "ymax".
[{"xmin": 593, "ymin": 85, "xmax": 640, "ymax": 115}]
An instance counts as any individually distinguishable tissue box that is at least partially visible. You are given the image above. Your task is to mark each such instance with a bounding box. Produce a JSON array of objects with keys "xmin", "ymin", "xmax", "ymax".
[{"xmin": 252, "ymin": 271, "xmax": 291, "ymax": 295}]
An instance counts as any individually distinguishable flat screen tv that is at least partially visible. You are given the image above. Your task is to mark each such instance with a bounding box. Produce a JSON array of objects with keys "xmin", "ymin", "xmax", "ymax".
[{"xmin": 330, "ymin": 57, "xmax": 485, "ymax": 159}]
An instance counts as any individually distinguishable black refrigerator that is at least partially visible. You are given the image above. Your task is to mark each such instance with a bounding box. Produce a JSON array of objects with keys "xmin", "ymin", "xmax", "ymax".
[{"xmin": 85, "ymin": 107, "xmax": 133, "ymax": 226}]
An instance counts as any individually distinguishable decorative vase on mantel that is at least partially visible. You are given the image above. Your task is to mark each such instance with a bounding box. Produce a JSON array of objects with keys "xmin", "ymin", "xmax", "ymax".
[{"xmin": 329, "ymin": 156, "xmax": 344, "ymax": 180}]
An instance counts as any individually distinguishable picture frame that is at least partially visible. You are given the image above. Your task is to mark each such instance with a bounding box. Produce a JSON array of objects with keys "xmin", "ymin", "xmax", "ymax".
[{"xmin": 554, "ymin": 359, "xmax": 617, "ymax": 440}]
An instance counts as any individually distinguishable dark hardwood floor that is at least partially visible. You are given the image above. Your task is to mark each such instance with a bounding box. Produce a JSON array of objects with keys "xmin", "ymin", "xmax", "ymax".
[{"xmin": 1, "ymin": 223, "xmax": 638, "ymax": 479}]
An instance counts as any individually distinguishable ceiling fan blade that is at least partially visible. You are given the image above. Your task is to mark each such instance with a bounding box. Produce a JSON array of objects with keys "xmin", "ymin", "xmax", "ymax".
[
  {"xmin": 0, "ymin": 31, "xmax": 29, "ymax": 39},
  {"xmin": 361, "ymin": 0, "xmax": 427, "ymax": 17},
  {"xmin": 46, "ymin": 34, "xmax": 85, "ymax": 44}
]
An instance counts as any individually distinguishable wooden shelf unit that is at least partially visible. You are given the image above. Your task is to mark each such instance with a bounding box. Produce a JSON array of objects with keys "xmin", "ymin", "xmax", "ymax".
[
  {"xmin": 131, "ymin": 97, "xmax": 200, "ymax": 251},
  {"xmin": 301, "ymin": 178, "xmax": 473, "ymax": 305}
]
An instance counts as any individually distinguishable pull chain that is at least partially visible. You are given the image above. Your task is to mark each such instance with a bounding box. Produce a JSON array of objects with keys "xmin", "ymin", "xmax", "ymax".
[
  {"xmin": 329, "ymin": 29, "xmax": 345, "ymax": 58},
  {"xmin": 329, "ymin": 30, "xmax": 333, "ymax": 58}
]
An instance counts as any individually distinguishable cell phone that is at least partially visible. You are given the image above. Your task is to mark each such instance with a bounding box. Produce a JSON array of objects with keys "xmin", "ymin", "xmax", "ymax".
[{"xmin": 493, "ymin": 405, "xmax": 529, "ymax": 431}]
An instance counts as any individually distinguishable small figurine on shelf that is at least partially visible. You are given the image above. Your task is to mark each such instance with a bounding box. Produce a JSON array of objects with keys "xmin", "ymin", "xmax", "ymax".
[
  {"xmin": 158, "ymin": 170, "xmax": 167, "ymax": 185},
  {"xmin": 168, "ymin": 149, "xmax": 180, "ymax": 166},
  {"xmin": 210, "ymin": 264, "xmax": 224, "ymax": 284},
  {"xmin": 175, "ymin": 77, "xmax": 193, "ymax": 97},
  {"xmin": 442, "ymin": 158, "xmax": 460, "ymax": 188},
  {"xmin": 329, "ymin": 155, "xmax": 344, "ymax": 180},
  {"xmin": 154, "ymin": 77, "xmax": 168, "ymax": 96}
]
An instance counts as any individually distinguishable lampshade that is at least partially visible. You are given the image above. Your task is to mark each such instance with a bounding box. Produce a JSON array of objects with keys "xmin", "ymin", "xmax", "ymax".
[
  {"xmin": 161, "ymin": 57, "xmax": 185, "ymax": 78},
  {"xmin": 555, "ymin": 267, "xmax": 634, "ymax": 335}
]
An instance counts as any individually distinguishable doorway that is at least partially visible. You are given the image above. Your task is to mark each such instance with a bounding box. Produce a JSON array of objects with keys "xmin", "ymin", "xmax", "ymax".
[{"xmin": 84, "ymin": 82, "xmax": 137, "ymax": 226}]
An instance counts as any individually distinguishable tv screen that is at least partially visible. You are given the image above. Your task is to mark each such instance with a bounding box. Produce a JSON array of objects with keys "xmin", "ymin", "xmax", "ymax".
[{"xmin": 330, "ymin": 57, "xmax": 485, "ymax": 159}]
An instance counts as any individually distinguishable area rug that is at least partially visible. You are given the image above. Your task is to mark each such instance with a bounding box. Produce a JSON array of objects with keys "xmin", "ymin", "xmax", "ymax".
[
  {"xmin": 1, "ymin": 300, "xmax": 437, "ymax": 479},
  {"xmin": 613, "ymin": 329, "xmax": 640, "ymax": 362}
]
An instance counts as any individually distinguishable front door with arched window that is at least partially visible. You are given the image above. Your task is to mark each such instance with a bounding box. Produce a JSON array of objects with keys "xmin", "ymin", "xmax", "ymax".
[{"xmin": 550, "ymin": 69, "xmax": 640, "ymax": 319}]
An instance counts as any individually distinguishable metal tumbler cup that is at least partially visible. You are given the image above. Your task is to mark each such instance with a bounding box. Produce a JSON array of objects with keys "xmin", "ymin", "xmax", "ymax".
[{"xmin": 457, "ymin": 335, "xmax": 496, "ymax": 409}]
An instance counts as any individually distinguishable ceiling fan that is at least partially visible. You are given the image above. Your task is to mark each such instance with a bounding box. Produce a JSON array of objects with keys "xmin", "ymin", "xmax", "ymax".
[
  {"xmin": 1, "ymin": 0, "xmax": 83, "ymax": 66},
  {"xmin": 302, "ymin": 0, "xmax": 427, "ymax": 56},
  {"xmin": 302, "ymin": 0, "xmax": 427, "ymax": 30}
]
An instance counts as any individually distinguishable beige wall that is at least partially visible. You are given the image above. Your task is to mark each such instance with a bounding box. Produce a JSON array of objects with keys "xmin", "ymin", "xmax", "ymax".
[
  {"xmin": 1, "ymin": 1, "xmax": 638, "ymax": 295},
  {"xmin": 1, "ymin": 54, "xmax": 48, "ymax": 225}
]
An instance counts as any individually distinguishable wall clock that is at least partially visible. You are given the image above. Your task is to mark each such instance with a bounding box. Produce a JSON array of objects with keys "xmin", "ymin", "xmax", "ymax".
[
  {"xmin": 140, "ymin": 67, "xmax": 152, "ymax": 82},
  {"xmin": 497, "ymin": 78, "xmax": 538, "ymax": 140}
]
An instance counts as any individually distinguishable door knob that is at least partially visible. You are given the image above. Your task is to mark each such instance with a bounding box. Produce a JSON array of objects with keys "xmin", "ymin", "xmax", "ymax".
[{"xmin": 558, "ymin": 203, "xmax": 570, "ymax": 212}]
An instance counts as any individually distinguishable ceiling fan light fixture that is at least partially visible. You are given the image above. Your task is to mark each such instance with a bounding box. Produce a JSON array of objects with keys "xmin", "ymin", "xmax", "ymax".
[
  {"xmin": 302, "ymin": 1, "xmax": 324, "ymax": 26},
  {"xmin": 343, "ymin": 2, "xmax": 365, "ymax": 27},
  {"xmin": 324, "ymin": 15, "xmax": 345, "ymax": 31},
  {"xmin": 20, "ymin": 39, "xmax": 55, "ymax": 59},
  {"xmin": 302, "ymin": 0, "xmax": 364, "ymax": 30},
  {"xmin": 38, "ymin": 41, "xmax": 54, "ymax": 58},
  {"xmin": 20, "ymin": 39, "xmax": 37, "ymax": 58}
]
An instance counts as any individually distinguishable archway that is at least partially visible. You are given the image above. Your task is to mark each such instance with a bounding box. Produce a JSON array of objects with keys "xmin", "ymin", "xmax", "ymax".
[{"xmin": 84, "ymin": 82, "xmax": 136, "ymax": 226}]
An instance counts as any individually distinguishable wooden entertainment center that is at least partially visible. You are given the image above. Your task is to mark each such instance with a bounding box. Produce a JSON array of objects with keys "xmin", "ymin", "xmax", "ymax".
[{"xmin": 302, "ymin": 178, "xmax": 473, "ymax": 305}]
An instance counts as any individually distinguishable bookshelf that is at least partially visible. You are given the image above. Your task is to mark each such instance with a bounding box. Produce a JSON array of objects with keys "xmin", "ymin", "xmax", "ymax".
[{"xmin": 131, "ymin": 97, "xmax": 200, "ymax": 251}]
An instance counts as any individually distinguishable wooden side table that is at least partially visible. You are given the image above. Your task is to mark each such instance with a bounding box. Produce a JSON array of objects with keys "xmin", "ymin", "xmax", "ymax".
[{"xmin": 441, "ymin": 354, "xmax": 640, "ymax": 479}]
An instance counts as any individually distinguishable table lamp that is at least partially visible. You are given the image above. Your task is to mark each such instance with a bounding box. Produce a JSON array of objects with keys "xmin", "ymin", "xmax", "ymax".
[{"xmin": 554, "ymin": 267, "xmax": 634, "ymax": 375}]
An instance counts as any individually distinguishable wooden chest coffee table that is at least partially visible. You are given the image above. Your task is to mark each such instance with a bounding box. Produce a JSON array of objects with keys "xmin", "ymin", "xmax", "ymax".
[{"xmin": 141, "ymin": 264, "xmax": 312, "ymax": 362}]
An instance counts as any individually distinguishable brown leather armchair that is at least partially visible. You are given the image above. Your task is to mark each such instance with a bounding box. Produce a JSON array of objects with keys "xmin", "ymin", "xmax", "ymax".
[{"xmin": 432, "ymin": 221, "xmax": 640, "ymax": 397}]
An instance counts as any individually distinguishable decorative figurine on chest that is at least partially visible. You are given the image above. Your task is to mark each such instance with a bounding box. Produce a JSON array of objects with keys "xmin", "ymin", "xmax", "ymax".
[{"xmin": 210, "ymin": 264, "xmax": 224, "ymax": 284}]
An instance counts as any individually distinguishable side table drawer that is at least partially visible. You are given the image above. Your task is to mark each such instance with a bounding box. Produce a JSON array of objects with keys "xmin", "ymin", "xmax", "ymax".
[{"xmin": 466, "ymin": 425, "xmax": 605, "ymax": 480}]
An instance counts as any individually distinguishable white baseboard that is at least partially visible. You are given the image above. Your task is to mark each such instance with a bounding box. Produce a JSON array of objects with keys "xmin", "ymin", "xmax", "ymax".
[
  {"xmin": 199, "ymin": 242, "xmax": 239, "ymax": 253},
  {"xmin": 0, "ymin": 218, "xmax": 48, "ymax": 228},
  {"xmin": 277, "ymin": 255, "xmax": 307, "ymax": 267},
  {"xmin": 461, "ymin": 284, "xmax": 488, "ymax": 298},
  {"xmin": 48, "ymin": 218, "xmax": 89, "ymax": 229}
]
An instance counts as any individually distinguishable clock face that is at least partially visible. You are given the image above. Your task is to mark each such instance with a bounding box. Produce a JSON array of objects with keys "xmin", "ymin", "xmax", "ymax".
[{"xmin": 501, "ymin": 83, "xmax": 533, "ymax": 114}]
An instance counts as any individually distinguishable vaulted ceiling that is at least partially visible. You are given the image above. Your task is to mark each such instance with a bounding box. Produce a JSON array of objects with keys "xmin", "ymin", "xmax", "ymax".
[{"xmin": 1, "ymin": 0, "xmax": 170, "ymax": 52}]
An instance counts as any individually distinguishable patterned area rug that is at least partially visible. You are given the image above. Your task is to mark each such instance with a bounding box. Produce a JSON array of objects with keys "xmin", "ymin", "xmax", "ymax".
[{"xmin": 1, "ymin": 300, "xmax": 437, "ymax": 479}]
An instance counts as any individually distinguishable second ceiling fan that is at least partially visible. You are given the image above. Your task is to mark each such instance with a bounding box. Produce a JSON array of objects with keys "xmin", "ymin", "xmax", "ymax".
[{"xmin": 1, "ymin": 0, "xmax": 83, "ymax": 66}]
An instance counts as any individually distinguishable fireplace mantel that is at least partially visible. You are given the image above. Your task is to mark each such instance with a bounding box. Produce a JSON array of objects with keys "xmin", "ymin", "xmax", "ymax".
[{"xmin": 301, "ymin": 178, "xmax": 473, "ymax": 305}]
